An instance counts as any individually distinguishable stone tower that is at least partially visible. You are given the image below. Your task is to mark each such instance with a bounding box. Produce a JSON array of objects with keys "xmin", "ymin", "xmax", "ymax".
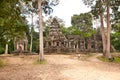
[{"xmin": 45, "ymin": 18, "xmax": 66, "ymax": 53}]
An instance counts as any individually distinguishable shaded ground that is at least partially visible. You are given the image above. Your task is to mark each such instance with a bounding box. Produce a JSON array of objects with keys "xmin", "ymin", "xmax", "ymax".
[{"xmin": 0, "ymin": 53, "xmax": 120, "ymax": 80}]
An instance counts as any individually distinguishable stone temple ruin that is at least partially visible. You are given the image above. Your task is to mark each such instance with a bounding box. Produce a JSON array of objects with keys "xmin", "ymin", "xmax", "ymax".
[
  {"xmin": 44, "ymin": 18, "xmax": 102, "ymax": 53},
  {"xmin": 13, "ymin": 34, "xmax": 28, "ymax": 53}
]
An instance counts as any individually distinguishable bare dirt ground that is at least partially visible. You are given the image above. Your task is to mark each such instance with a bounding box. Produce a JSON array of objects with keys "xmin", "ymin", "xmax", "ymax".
[{"xmin": 0, "ymin": 53, "xmax": 120, "ymax": 80}]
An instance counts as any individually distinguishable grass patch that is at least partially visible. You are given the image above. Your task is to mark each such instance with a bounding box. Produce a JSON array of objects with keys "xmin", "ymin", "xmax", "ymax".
[
  {"xmin": 97, "ymin": 56, "xmax": 109, "ymax": 62},
  {"xmin": 0, "ymin": 54, "xmax": 14, "ymax": 56},
  {"xmin": 98, "ymin": 56, "xmax": 120, "ymax": 63},
  {"xmin": 33, "ymin": 59, "xmax": 47, "ymax": 65},
  {"xmin": 0, "ymin": 59, "xmax": 4, "ymax": 67}
]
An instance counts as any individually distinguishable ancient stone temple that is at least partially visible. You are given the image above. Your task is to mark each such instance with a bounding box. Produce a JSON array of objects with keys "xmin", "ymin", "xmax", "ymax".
[
  {"xmin": 44, "ymin": 18, "xmax": 67, "ymax": 53},
  {"xmin": 44, "ymin": 18, "xmax": 102, "ymax": 53},
  {"xmin": 65, "ymin": 35, "xmax": 85, "ymax": 52},
  {"xmin": 14, "ymin": 33, "xmax": 28, "ymax": 53}
]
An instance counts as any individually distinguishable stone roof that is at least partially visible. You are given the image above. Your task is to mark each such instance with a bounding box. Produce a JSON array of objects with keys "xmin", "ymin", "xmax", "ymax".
[{"xmin": 66, "ymin": 35, "xmax": 84, "ymax": 40}]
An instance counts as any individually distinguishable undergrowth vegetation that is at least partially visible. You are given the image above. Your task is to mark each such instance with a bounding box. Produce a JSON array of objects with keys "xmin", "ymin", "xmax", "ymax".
[
  {"xmin": 98, "ymin": 55, "xmax": 120, "ymax": 63},
  {"xmin": 0, "ymin": 59, "xmax": 4, "ymax": 67},
  {"xmin": 33, "ymin": 59, "xmax": 47, "ymax": 65}
]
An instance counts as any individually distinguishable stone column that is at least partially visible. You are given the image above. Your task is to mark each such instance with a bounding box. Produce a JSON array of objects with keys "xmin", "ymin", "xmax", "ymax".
[
  {"xmin": 59, "ymin": 42, "xmax": 61, "ymax": 46},
  {"xmin": 69, "ymin": 41, "xmax": 71, "ymax": 48},
  {"xmin": 51, "ymin": 41, "xmax": 53, "ymax": 46},
  {"xmin": 53, "ymin": 41, "xmax": 55, "ymax": 46},
  {"xmin": 54, "ymin": 42, "xmax": 57, "ymax": 46},
  {"xmin": 73, "ymin": 41, "xmax": 76, "ymax": 49},
  {"xmin": 66, "ymin": 42, "xmax": 68, "ymax": 48},
  {"xmin": 76, "ymin": 42, "xmax": 78, "ymax": 49},
  {"xmin": 76, "ymin": 43, "xmax": 79, "ymax": 53},
  {"xmin": 46, "ymin": 41, "xmax": 49, "ymax": 47}
]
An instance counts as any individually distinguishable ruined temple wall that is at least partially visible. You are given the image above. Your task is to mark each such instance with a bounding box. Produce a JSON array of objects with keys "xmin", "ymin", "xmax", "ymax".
[
  {"xmin": 44, "ymin": 34, "xmax": 103, "ymax": 53},
  {"xmin": 44, "ymin": 18, "xmax": 102, "ymax": 53}
]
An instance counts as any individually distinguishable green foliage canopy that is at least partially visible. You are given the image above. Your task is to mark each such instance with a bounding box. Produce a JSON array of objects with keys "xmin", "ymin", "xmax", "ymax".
[
  {"xmin": 0, "ymin": 0, "xmax": 29, "ymax": 43},
  {"xmin": 71, "ymin": 12, "xmax": 94, "ymax": 38}
]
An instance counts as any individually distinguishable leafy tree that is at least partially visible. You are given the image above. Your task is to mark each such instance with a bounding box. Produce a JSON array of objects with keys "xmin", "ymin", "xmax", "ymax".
[
  {"xmin": 34, "ymin": 0, "xmax": 60, "ymax": 61},
  {"xmin": 71, "ymin": 12, "xmax": 94, "ymax": 37},
  {"xmin": 82, "ymin": 0, "xmax": 120, "ymax": 59},
  {"xmin": 19, "ymin": 1, "xmax": 38, "ymax": 53},
  {"xmin": 111, "ymin": 32, "xmax": 120, "ymax": 51},
  {"xmin": 106, "ymin": 0, "xmax": 112, "ymax": 58},
  {"xmin": 71, "ymin": 12, "xmax": 96, "ymax": 50},
  {"xmin": 112, "ymin": 23, "xmax": 120, "ymax": 32},
  {"xmin": 0, "ymin": 44, "xmax": 4, "ymax": 54},
  {"xmin": 32, "ymin": 31, "xmax": 39, "ymax": 52},
  {"xmin": 89, "ymin": 0, "xmax": 107, "ymax": 56},
  {"xmin": 61, "ymin": 26, "xmax": 82, "ymax": 35},
  {"xmin": 0, "ymin": 0, "xmax": 29, "ymax": 54},
  {"xmin": 111, "ymin": 0, "xmax": 120, "ymax": 24},
  {"xmin": 111, "ymin": 22, "xmax": 120, "ymax": 51}
]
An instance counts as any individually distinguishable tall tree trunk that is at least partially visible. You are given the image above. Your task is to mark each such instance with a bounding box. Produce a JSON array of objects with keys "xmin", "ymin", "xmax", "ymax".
[
  {"xmin": 30, "ymin": 13, "xmax": 33, "ymax": 53},
  {"xmin": 30, "ymin": 30, "xmax": 33, "ymax": 53},
  {"xmin": 100, "ymin": 13, "xmax": 107, "ymax": 56},
  {"xmin": 14, "ymin": 37, "xmax": 16, "ymax": 51},
  {"xmin": 106, "ymin": 0, "xmax": 112, "ymax": 58},
  {"xmin": 5, "ymin": 43, "xmax": 8, "ymax": 54},
  {"xmin": 38, "ymin": 0, "xmax": 44, "ymax": 61},
  {"xmin": 83, "ymin": 39, "xmax": 86, "ymax": 50}
]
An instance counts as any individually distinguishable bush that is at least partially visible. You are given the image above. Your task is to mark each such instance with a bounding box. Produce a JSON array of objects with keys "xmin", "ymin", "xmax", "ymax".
[
  {"xmin": 0, "ymin": 45, "xmax": 4, "ymax": 54},
  {"xmin": 98, "ymin": 56, "xmax": 109, "ymax": 62},
  {"xmin": 98, "ymin": 56, "xmax": 120, "ymax": 63}
]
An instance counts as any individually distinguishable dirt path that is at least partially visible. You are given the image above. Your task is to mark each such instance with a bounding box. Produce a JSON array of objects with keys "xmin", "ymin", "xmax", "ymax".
[
  {"xmin": 87, "ymin": 53, "xmax": 103, "ymax": 62},
  {"xmin": 0, "ymin": 54, "xmax": 120, "ymax": 80}
]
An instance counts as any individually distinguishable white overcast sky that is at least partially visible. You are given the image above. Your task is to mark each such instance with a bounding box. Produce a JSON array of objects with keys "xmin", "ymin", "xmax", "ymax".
[
  {"xmin": 51, "ymin": 0, "xmax": 91, "ymax": 27},
  {"xmin": 27, "ymin": 0, "xmax": 91, "ymax": 28}
]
